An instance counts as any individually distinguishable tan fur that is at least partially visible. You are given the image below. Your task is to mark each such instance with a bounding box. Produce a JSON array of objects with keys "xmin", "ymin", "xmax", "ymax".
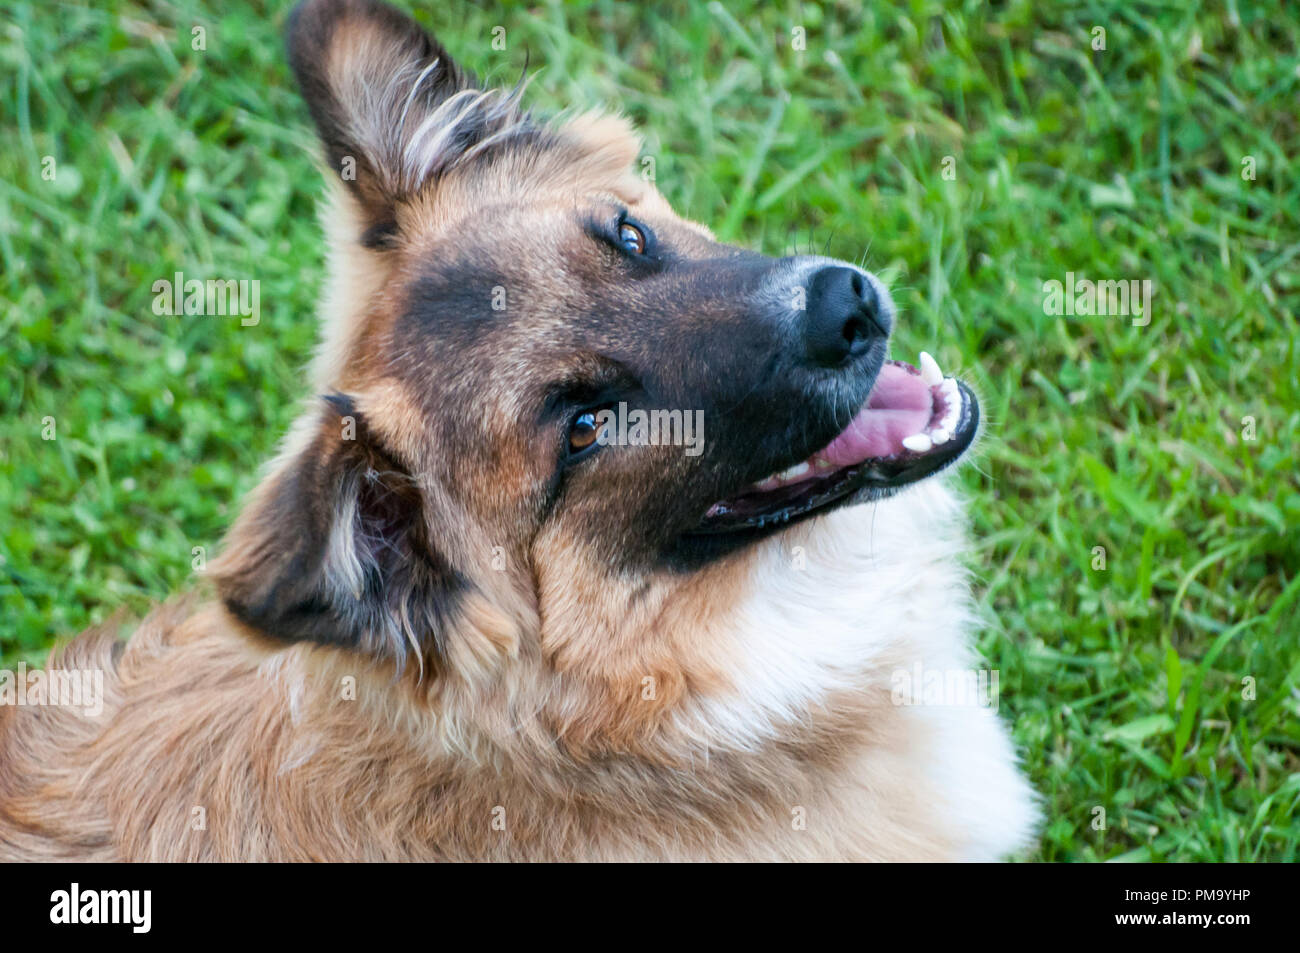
[{"xmin": 0, "ymin": 594, "xmax": 957, "ymax": 861}]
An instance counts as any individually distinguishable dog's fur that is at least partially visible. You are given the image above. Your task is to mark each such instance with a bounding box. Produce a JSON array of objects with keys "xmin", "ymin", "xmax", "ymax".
[{"xmin": 0, "ymin": 0, "xmax": 1037, "ymax": 861}]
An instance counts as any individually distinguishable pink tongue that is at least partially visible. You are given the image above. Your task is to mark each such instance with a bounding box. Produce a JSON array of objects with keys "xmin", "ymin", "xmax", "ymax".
[{"xmin": 818, "ymin": 364, "xmax": 934, "ymax": 465}]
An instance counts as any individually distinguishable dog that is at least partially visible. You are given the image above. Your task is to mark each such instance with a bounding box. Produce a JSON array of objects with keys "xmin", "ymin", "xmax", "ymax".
[{"xmin": 0, "ymin": 0, "xmax": 1038, "ymax": 861}]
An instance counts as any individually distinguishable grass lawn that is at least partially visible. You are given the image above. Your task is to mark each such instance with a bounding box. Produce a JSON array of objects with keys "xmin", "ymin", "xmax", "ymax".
[{"xmin": 1, "ymin": 0, "xmax": 1297, "ymax": 861}]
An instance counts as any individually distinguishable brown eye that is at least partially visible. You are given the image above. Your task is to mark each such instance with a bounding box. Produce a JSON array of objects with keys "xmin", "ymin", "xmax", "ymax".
[
  {"xmin": 618, "ymin": 221, "xmax": 646, "ymax": 254},
  {"xmin": 569, "ymin": 411, "xmax": 602, "ymax": 453}
]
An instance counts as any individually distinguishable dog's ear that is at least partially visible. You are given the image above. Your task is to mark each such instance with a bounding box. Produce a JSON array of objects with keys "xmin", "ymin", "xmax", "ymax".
[
  {"xmin": 213, "ymin": 394, "xmax": 459, "ymax": 665},
  {"xmin": 286, "ymin": 0, "xmax": 528, "ymax": 245}
]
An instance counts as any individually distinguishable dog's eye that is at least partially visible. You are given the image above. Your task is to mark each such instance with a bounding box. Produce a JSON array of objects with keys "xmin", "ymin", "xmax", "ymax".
[
  {"xmin": 568, "ymin": 411, "xmax": 603, "ymax": 455},
  {"xmin": 618, "ymin": 222, "xmax": 646, "ymax": 255}
]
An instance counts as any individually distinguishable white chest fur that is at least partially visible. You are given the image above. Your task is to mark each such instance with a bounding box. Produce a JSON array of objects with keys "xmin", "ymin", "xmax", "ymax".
[{"xmin": 680, "ymin": 479, "xmax": 1040, "ymax": 860}]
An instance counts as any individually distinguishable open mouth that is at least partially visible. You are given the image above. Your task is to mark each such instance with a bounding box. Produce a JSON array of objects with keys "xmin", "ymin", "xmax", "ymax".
[{"xmin": 696, "ymin": 352, "xmax": 979, "ymax": 534}]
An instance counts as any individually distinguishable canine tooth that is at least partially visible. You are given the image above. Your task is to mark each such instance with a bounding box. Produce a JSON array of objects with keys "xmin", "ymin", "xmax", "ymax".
[
  {"xmin": 919, "ymin": 351, "xmax": 943, "ymax": 386},
  {"xmin": 931, "ymin": 427, "xmax": 951, "ymax": 445},
  {"xmin": 777, "ymin": 462, "xmax": 810, "ymax": 482},
  {"xmin": 902, "ymin": 433, "xmax": 932, "ymax": 453}
]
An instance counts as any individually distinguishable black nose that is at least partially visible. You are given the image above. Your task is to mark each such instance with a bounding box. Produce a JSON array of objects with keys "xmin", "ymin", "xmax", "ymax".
[{"xmin": 802, "ymin": 266, "xmax": 890, "ymax": 367}]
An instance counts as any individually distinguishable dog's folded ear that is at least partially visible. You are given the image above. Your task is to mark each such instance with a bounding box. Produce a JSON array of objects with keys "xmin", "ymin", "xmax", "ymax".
[
  {"xmin": 286, "ymin": 0, "xmax": 530, "ymax": 244},
  {"xmin": 213, "ymin": 394, "xmax": 459, "ymax": 665}
]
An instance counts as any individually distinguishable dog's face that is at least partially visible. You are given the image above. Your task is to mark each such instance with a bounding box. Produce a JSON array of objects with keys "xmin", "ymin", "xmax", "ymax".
[
  {"xmin": 216, "ymin": 0, "xmax": 978, "ymax": 742},
  {"xmin": 378, "ymin": 188, "xmax": 976, "ymax": 574}
]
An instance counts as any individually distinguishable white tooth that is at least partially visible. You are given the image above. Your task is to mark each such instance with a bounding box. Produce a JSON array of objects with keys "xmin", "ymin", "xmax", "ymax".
[
  {"xmin": 931, "ymin": 427, "xmax": 950, "ymax": 445},
  {"xmin": 777, "ymin": 462, "xmax": 811, "ymax": 482},
  {"xmin": 902, "ymin": 433, "xmax": 932, "ymax": 453},
  {"xmin": 753, "ymin": 476, "xmax": 781, "ymax": 491},
  {"xmin": 941, "ymin": 377, "xmax": 959, "ymax": 403},
  {"xmin": 919, "ymin": 351, "xmax": 944, "ymax": 386},
  {"xmin": 939, "ymin": 379, "xmax": 963, "ymax": 432}
]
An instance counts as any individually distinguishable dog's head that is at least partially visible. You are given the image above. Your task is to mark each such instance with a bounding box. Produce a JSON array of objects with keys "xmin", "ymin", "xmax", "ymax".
[{"xmin": 216, "ymin": 0, "xmax": 978, "ymax": 738}]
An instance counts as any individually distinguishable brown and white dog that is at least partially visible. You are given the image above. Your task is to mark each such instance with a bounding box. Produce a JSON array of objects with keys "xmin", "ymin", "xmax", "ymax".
[{"xmin": 0, "ymin": 0, "xmax": 1037, "ymax": 861}]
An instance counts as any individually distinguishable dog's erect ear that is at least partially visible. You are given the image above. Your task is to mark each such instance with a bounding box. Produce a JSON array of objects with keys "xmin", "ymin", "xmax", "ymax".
[
  {"xmin": 286, "ymin": 0, "xmax": 530, "ymax": 244},
  {"xmin": 214, "ymin": 395, "xmax": 459, "ymax": 665}
]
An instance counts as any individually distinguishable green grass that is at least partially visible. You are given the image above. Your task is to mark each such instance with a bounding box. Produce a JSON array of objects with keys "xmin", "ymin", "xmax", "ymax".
[{"xmin": 2, "ymin": 0, "xmax": 1297, "ymax": 861}]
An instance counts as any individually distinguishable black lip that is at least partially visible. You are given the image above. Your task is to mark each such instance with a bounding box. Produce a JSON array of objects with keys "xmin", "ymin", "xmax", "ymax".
[{"xmin": 691, "ymin": 380, "xmax": 980, "ymax": 536}]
